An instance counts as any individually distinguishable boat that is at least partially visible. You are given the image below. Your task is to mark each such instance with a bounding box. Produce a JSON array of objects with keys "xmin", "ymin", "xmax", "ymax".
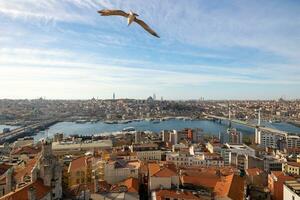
[
  {"xmin": 118, "ymin": 120, "xmax": 132, "ymax": 124},
  {"xmin": 122, "ymin": 127, "xmax": 135, "ymax": 132},
  {"xmin": 104, "ymin": 121, "xmax": 118, "ymax": 124},
  {"xmin": 152, "ymin": 119, "xmax": 160, "ymax": 124},
  {"xmin": 90, "ymin": 119, "xmax": 99, "ymax": 123},
  {"xmin": 75, "ymin": 120, "xmax": 88, "ymax": 124}
]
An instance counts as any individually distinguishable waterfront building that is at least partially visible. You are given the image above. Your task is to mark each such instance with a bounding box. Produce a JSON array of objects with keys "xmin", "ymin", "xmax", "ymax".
[
  {"xmin": 161, "ymin": 130, "xmax": 170, "ymax": 143},
  {"xmin": 134, "ymin": 131, "xmax": 142, "ymax": 144},
  {"xmin": 53, "ymin": 133, "xmax": 64, "ymax": 142},
  {"xmin": 220, "ymin": 128, "xmax": 243, "ymax": 144},
  {"xmin": 257, "ymin": 130, "xmax": 286, "ymax": 149},
  {"xmin": 169, "ymin": 130, "xmax": 178, "ymax": 145},
  {"xmin": 255, "ymin": 128, "xmax": 261, "ymax": 144}
]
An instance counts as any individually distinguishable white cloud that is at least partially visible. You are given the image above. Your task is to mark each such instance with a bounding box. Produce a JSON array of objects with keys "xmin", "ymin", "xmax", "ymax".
[
  {"xmin": 1, "ymin": 1, "xmax": 300, "ymax": 99},
  {"xmin": 0, "ymin": 0, "xmax": 98, "ymax": 24}
]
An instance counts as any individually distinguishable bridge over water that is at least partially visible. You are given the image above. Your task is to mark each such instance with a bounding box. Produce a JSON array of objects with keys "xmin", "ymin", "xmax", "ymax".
[
  {"xmin": 205, "ymin": 114, "xmax": 287, "ymax": 136},
  {"xmin": 0, "ymin": 120, "xmax": 59, "ymax": 144}
]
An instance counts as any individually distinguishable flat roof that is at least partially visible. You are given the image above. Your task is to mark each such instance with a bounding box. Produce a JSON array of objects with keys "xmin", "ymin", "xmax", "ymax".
[
  {"xmin": 52, "ymin": 140, "xmax": 112, "ymax": 150},
  {"xmin": 285, "ymin": 180, "xmax": 300, "ymax": 194}
]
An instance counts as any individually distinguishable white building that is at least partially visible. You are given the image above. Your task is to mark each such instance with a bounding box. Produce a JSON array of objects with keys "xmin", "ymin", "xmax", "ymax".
[
  {"xmin": 104, "ymin": 160, "xmax": 140, "ymax": 184},
  {"xmin": 169, "ymin": 130, "xmax": 178, "ymax": 145},
  {"xmin": 256, "ymin": 129, "xmax": 286, "ymax": 149},
  {"xmin": 286, "ymin": 135, "xmax": 300, "ymax": 149},
  {"xmin": 148, "ymin": 163, "xmax": 179, "ymax": 192},
  {"xmin": 131, "ymin": 143, "xmax": 162, "ymax": 161},
  {"xmin": 220, "ymin": 143, "xmax": 255, "ymax": 169},
  {"xmin": 166, "ymin": 151, "xmax": 224, "ymax": 168},
  {"xmin": 283, "ymin": 180, "xmax": 300, "ymax": 200}
]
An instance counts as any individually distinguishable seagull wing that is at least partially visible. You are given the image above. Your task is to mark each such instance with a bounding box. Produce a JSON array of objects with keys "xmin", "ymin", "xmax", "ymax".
[
  {"xmin": 134, "ymin": 18, "xmax": 160, "ymax": 38},
  {"xmin": 98, "ymin": 9, "xmax": 129, "ymax": 18}
]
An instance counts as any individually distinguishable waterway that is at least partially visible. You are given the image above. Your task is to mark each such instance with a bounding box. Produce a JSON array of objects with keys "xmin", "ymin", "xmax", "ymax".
[{"xmin": 32, "ymin": 119, "xmax": 300, "ymax": 141}]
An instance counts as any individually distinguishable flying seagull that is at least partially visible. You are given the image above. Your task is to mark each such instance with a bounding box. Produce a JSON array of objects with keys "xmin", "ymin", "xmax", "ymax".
[{"xmin": 98, "ymin": 9, "xmax": 159, "ymax": 38}]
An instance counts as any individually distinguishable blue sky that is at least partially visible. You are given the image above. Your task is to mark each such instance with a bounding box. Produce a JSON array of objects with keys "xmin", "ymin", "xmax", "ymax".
[{"xmin": 0, "ymin": 0, "xmax": 300, "ymax": 100}]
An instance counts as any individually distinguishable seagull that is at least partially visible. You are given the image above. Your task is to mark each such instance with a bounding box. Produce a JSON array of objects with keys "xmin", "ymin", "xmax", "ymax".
[{"xmin": 98, "ymin": 9, "xmax": 160, "ymax": 38}]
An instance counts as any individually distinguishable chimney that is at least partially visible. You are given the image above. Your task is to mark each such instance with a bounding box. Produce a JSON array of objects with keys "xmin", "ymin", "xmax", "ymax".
[{"xmin": 28, "ymin": 186, "xmax": 36, "ymax": 200}]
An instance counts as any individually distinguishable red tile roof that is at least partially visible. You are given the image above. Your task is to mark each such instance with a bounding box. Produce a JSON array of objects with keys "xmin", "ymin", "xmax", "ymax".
[
  {"xmin": 14, "ymin": 158, "xmax": 38, "ymax": 183},
  {"xmin": 68, "ymin": 156, "xmax": 90, "ymax": 173},
  {"xmin": 246, "ymin": 168, "xmax": 263, "ymax": 176},
  {"xmin": 227, "ymin": 175, "xmax": 245, "ymax": 200},
  {"xmin": 121, "ymin": 178, "xmax": 139, "ymax": 193},
  {"xmin": 181, "ymin": 175, "xmax": 219, "ymax": 188},
  {"xmin": 11, "ymin": 146, "xmax": 41, "ymax": 155},
  {"xmin": 148, "ymin": 163, "xmax": 161, "ymax": 176},
  {"xmin": 214, "ymin": 174, "xmax": 234, "ymax": 197},
  {"xmin": 0, "ymin": 179, "xmax": 51, "ymax": 200},
  {"xmin": 155, "ymin": 189, "xmax": 202, "ymax": 200},
  {"xmin": 153, "ymin": 167, "xmax": 177, "ymax": 177}
]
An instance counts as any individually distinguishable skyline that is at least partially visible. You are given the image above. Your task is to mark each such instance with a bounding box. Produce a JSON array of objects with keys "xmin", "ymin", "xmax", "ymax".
[{"xmin": 1, "ymin": 0, "xmax": 300, "ymax": 100}]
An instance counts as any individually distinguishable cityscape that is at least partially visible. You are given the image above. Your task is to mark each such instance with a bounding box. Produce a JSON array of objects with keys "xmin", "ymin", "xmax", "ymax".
[{"xmin": 1, "ymin": 1, "xmax": 300, "ymax": 200}]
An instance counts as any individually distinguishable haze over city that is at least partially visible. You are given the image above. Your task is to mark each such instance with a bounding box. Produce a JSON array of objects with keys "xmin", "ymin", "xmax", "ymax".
[{"xmin": 1, "ymin": 0, "xmax": 300, "ymax": 100}]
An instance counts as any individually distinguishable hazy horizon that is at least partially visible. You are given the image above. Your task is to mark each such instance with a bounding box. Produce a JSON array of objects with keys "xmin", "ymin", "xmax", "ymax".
[
  {"xmin": 0, "ymin": 97, "xmax": 299, "ymax": 101},
  {"xmin": 1, "ymin": 0, "xmax": 300, "ymax": 99}
]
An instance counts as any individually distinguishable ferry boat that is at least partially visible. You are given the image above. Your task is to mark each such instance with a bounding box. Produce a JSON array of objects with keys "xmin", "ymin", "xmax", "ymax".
[
  {"xmin": 122, "ymin": 127, "xmax": 135, "ymax": 132},
  {"xmin": 75, "ymin": 119, "xmax": 88, "ymax": 124},
  {"xmin": 152, "ymin": 119, "xmax": 160, "ymax": 124},
  {"xmin": 104, "ymin": 121, "xmax": 118, "ymax": 124}
]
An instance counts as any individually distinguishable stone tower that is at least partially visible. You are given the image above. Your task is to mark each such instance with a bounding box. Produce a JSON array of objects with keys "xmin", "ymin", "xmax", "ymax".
[
  {"xmin": 5, "ymin": 168, "xmax": 14, "ymax": 194},
  {"xmin": 37, "ymin": 139, "xmax": 62, "ymax": 199}
]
